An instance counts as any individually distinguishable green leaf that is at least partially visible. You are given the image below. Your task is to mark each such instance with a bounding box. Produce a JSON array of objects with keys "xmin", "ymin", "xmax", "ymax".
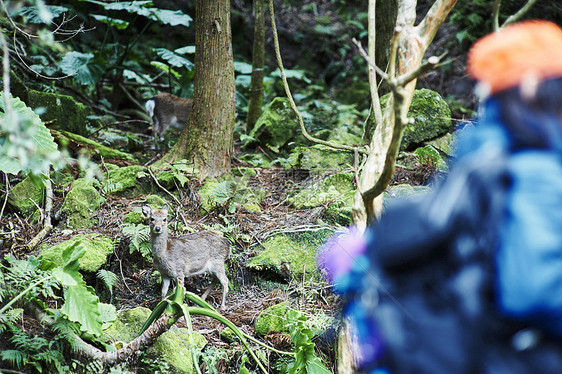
[
  {"xmin": 52, "ymin": 241, "xmax": 103, "ymax": 336},
  {"xmin": 153, "ymin": 48, "xmax": 194, "ymax": 69},
  {"xmin": 86, "ymin": 1, "xmax": 192, "ymax": 26},
  {"xmin": 91, "ymin": 14, "xmax": 130, "ymax": 30},
  {"xmin": 0, "ymin": 93, "xmax": 61, "ymax": 175},
  {"xmin": 234, "ymin": 61, "xmax": 253, "ymax": 74},
  {"xmin": 175, "ymin": 45, "xmax": 196, "ymax": 54},
  {"xmin": 60, "ymin": 51, "xmax": 102, "ymax": 85},
  {"xmin": 271, "ymin": 68, "xmax": 311, "ymax": 84},
  {"xmin": 14, "ymin": 5, "xmax": 68, "ymax": 23}
]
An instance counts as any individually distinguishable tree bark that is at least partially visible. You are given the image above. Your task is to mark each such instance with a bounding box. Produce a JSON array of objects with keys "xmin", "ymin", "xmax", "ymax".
[
  {"xmin": 158, "ymin": 0, "xmax": 236, "ymax": 178},
  {"xmin": 246, "ymin": 0, "xmax": 265, "ymax": 129}
]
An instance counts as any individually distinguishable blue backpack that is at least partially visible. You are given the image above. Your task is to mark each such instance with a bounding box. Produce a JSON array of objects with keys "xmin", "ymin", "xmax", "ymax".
[{"xmin": 347, "ymin": 143, "xmax": 562, "ymax": 373}]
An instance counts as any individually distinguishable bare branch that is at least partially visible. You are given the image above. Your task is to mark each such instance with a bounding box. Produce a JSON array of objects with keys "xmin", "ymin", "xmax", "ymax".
[
  {"xmin": 501, "ymin": 0, "xmax": 539, "ymax": 28},
  {"xmin": 416, "ymin": 0, "xmax": 458, "ymax": 44},
  {"xmin": 492, "ymin": 0, "xmax": 501, "ymax": 31},
  {"xmin": 351, "ymin": 38, "xmax": 388, "ymax": 80}
]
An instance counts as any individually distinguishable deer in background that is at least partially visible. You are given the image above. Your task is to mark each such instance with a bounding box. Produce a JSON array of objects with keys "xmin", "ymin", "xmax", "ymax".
[
  {"xmin": 141, "ymin": 204, "xmax": 230, "ymax": 309},
  {"xmin": 145, "ymin": 93, "xmax": 193, "ymax": 143}
]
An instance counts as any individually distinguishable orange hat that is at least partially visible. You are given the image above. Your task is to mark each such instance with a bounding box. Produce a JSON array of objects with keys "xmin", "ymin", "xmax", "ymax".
[{"xmin": 467, "ymin": 20, "xmax": 562, "ymax": 95}]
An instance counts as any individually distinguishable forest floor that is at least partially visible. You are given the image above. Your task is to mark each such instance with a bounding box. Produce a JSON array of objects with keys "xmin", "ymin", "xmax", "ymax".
[{"xmin": 1, "ymin": 137, "xmax": 438, "ymax": 372}]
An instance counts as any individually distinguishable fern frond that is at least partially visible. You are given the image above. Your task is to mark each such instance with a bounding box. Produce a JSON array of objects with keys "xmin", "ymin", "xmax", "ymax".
[
  {"xmin": 97, "ymin": 269, "xmax": 119, "ymax": 296},
  {"xmin": 0, "ymin": 349, "xmax": 26, "ymax": 368}
]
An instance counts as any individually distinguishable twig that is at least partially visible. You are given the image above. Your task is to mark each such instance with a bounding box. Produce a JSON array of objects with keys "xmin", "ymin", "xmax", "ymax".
[
  {"xmin": 0, "ymin": 171, "xmax": 10, "ymax": 222},
  {"xmin": 26, "ymin": 177, "xmax": 53, "ymax": 249},
  {"xmin": 146, "ymin": 167, "xmax": 188, "ymax": 226}
]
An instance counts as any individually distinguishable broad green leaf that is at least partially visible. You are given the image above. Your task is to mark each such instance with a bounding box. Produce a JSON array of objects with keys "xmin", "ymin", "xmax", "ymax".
[
  {"xmin": 175, "ymin": 45, "xmax": 196, "ymax": 54},
  {"xmin": 91, "ymin": 14, "xmax": 130, "ymax": 30},
  {"xmin": 234, "ymin": 61, "xmax": 253, "ymax": 74},
  {"xmin": 61, "ymin": 283, "xmax": 103, "ymax": 336},
  {"xmin": 60, "ymin": 51, "xmax": 101, "ymax": 85},
  {"xmin": 271, "ymin": 68, "xmax": 312, "ymax": 84},
  {"xmin": 153, "ymin": 48, "xmax": 194, "ymax": 69},
  {"xmin": 0, "ymin": 93, "xmax": 61, "ymax": 175},
  {"xmin": 53, "ymin": 241, "xmax": 103, "ymax": 336},
  {"xmin": 150, "ymin": 61, "xmax": 181, "ymax": 79},
  {"xmin": 85, "ymin": 1, "xmax": 191, "ymax": 27},
  {"xmin": 14, "ymin": 5, "xmax": 68, "ymax": 23}
]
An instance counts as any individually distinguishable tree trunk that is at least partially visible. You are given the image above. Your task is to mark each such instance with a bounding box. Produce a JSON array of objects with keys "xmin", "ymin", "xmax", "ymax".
[
  {"xmin": 158, "ymin": 0, "xmax": 236, "ymax": 178},
  {"xmin": 246, "ymin": 0, "xmax": 265, "ymax": 129}
]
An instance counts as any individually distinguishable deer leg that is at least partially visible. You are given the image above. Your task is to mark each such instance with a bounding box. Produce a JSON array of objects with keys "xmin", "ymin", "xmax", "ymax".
[
  {"xmin": 160, "ymin": 277, "xmax": 171, "ymax": 299},
  {"xmin": 215, "ymin": 268, "xmax": 229, "ymax": 310},
  {"xmin": 201, "ymin": 278, "xmax": 216, "ymax": 301}
]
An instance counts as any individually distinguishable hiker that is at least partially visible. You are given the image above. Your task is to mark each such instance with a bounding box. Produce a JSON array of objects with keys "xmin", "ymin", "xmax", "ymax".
[{"xmin": 319, "ymin": 20, "xmax": 562, "ymax": 373}]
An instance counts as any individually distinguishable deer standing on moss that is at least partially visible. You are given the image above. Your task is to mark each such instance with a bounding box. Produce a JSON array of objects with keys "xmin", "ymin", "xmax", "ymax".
[{"xmin": 142, "ymin": 204, "xmax": 230, "ymax": 309}]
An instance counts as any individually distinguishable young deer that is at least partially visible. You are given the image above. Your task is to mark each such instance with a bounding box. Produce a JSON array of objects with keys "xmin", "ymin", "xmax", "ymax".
[
  {"xmin": 145, "ymin": 93, "xmax": 193, "ymax": 142},
  {"xmin": 141, "ymin": 204, "xmax": 230, "ymax": 309}
]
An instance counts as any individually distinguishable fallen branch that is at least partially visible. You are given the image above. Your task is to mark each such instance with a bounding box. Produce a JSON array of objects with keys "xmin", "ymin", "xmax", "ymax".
[{"xmin": 26, "ymin": 177, "xmax": 53, "ymax": 249}]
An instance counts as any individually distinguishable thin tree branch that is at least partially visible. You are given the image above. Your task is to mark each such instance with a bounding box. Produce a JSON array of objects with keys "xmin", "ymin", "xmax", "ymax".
[
  {"xmin": 501, "ymin": 0, "xmax": 539, "ymax": 28},
  {"xmin": 492, "ymin": 0, "xmax": 502, "ymax": 31}
]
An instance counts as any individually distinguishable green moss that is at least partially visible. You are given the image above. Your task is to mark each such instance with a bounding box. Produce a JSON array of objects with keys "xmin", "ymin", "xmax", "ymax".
[
  {"xmin": 219, "ymin": 327, "xmax": 238, "ymax": 343},
  {"xmin": 60, "ymin": 178, "xmax": 104, "ymax": 228},
  {"xmin": 8, "ymin": 177, "xmax": 44, "ymax": 216},
  {"xmin": 145, "ymin": 194, "xmax": 168, "ymax": 208},
  {"xmin": 237, "ymin": 153, "xmax": 272, "ymax": 168},
  {"xmin": 146, "ymin": 325, "xmax": 207, "ymax": 374},
  {"xmin": 40, "ymin": 233, "xmax": 114, "ymax": 272},
  {"xmin": 102, "ymin": 165, "xmax": 146, "ymax": 195},
  {"xmin": 288, "ymin": 145, "xmax": 354, "ymax": 174},
  {"xmin": 232, "ymin": 167, "xmax": 258, "ymax": 177},
  {"xmin": 199, "ymin": 176, "xmax": 266, "ymax": 213},
  {"xmin": 380, "ymin": 88, "xmax": 452, "ymax": 150},
  {"xmin": 254, "ymin": 302, "xmax": 290, "ymax": 336},
  {"xmin": 414, "ymin": 145, "xmax": 448, "ymax": 171},
  {"xmin": 27, "ymin": 90, "xmax": 88, "ymax": 135},
  {"xmin": 247, "ymin": 97, "xmax": 299, "ymax": 149},
  {"xmin": 123, "ymin": 210, "xmax": 145, "ymax": 225},
  {"xmin": 248, "ymin": 233, "xmax": 330, "ymax": 280},
  {"xmin": 58, "ymin": 131, "xmax": 137, "ymax": 162},
  {"xmin": 102, "ymin": 307, "xmax": 152, "ymax": 344},
  {"xmin": 289, "ymin": 173, "xmax": 355, "ymax": 209}
]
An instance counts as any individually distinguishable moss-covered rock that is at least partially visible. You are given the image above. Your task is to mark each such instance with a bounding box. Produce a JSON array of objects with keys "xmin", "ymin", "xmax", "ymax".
[
  {"xmin": 247, "ymin": 97, "xmax": 299, "ymax": 150},
  {"xmin": 414, "ymin": 145, "xmax": 448, "ymax": 171},
  {"xmin": 103, "ymin": 307, "xmax": 152, "ymax": 344},
  {"xmin": 60, "ymin": 178, "xmax": 104, "ymax": 228},
  {"xmin": 288, "ymin": 145, "xmax": 354, "ymax": 174},
  {"xmin": 40, "ymin": 233, "xmax": 114, "ymax": 272},
  {"xmin": 254, "ymin": 302, "xmax": 290, "ymax": 336},
  {"xmin": 145, "ymin": 325, "xmax": 207, "ymax": 374},
  {"xmin": 289, "ymin": 173, "xmax": 355, "ymax": 209},
  {"xmin": 102, "ymin": 165, "xmax": 146, "ymax": 196},
  {"xmin": 27, "ymin": 90, "xmax": 88, "ymax": 136},
  {"xmin": 428, "ymin": 132, "xmax": 455, "ymax": 157},
  {"xmin": 380, "ymin": 88, "xmax": 452, "ymax": 150},
  {"xmin": 8, "ymin": 176, "xmax": 44, "ymax": 216},
  {"xmin": 384, "ymin": 184, "xmax": 431, "ymax": 201},
  {"xmin": 55, "ymin": 131, "xmax": 137, "ymax": 163},
  {"xmin": 199, "ymin": 176, "xmax": 266, "ymax": 214},
  {"xmin": 248, "ymin": 232, "xmax": 332, "ymax": 280}
]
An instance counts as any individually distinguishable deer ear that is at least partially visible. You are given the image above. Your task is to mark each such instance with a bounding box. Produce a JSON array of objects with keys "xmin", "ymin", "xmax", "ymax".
[
  {"xmin": 162, "ymin": 204, "xmax": 169, "ymax": 213},
  {"xmin": 141, "ymin": 204, "xmax": 151, "ymax": 217}
]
